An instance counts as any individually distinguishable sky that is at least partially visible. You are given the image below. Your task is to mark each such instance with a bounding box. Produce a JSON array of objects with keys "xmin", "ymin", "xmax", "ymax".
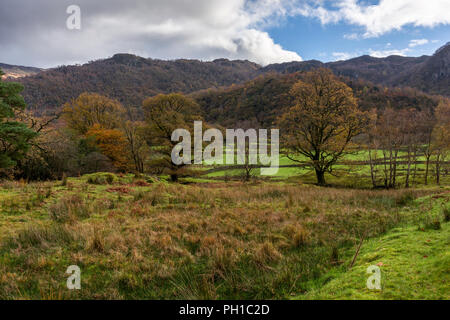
[{"xmin": 0, "ymin": 0, "xmax": 449, "ymax": 68}]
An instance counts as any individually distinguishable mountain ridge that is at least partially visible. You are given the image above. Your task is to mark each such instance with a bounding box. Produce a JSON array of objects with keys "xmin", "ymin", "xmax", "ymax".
[{"xmin": 2, "ymin": 44, "xmax": 449, "ymax": 113}]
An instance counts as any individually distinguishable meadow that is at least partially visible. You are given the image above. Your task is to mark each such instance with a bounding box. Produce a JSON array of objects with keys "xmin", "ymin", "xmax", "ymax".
[
  {"xmin": 0, "ymin": 172, "xmax": 448, "ymax": 299},
  {"xmin": 205, "ymin": 151, "xmax": 450, "ymax": 188}
]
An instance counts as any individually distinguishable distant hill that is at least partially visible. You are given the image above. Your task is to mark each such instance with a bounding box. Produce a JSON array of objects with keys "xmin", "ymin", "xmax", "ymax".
[
  {"xmin": 391, "ymin": 42, "xmax": 450, "ymax": 96},
  {"xmin": 0, "ymin": 63, "xmax": 42, "ymax": 79},
  {"xmin": 12, "ymin": 54, "xmax": 259, "ymax": 114},
  {"xmin": 3, "ymin": 43, "xmax": 449, "ymax": 114},
  {"xmin": 261, "ymin": 42, "xmax": 450, "ymax": 96}
]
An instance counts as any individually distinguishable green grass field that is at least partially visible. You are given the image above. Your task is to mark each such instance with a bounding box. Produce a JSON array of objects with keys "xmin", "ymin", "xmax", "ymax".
[
  {"xmin": 203, "ymin": 150, "xmax": 449, "ymax": 188},
  {"xmin": 0, "ymin": 172, "xmax": 448, "ymax": 299}
]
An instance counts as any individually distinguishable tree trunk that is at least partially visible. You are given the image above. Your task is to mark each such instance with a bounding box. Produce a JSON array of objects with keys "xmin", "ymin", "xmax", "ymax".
[
  {"xmin": 388, "ymin": 149, "xmax": 394, "ymax": 188},
  {"xmin": 392, "ymin": 150, "xmax": 398, "ymax": 188},
  {"xmin": 315, "ymin": 169, "xmax": 326, "ymax": 186},
  {"xmin": 412, "ymin": 150, "xmax": 417, "ymax": 185},
  {"xmin": 139, "ymin": 159, "xmax": 144, "ymax": 173},
  {"xmin": 382, "ymin": 150, "xmax": 388, "ymax": 188},
  {"xmin": 405, "ymin": 148, "xmax": 411, "ymax": 188},
  {"xmin": 425, "ymin": 155, "xmax": 430, "ymax": 185},
  {"xmin": 436, "ymin": 154, "xmax": 441, "ymax": 185},
  {"xmin": 243, "ymin": 166, "xmax": 251, "ymax": 182},
  {"xmin": 368, "ymin": 148, "xmax": 377, "ymax": 188}
]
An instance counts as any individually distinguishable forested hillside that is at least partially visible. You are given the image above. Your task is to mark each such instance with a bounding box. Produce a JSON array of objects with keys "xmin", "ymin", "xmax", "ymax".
[
  {"xmin": 194, "ymin": 72, "xmax": 443, "ymax": 127},
  {"xmin": 16, "ymin": 54, "xmax": 259, "ymax": 114}
]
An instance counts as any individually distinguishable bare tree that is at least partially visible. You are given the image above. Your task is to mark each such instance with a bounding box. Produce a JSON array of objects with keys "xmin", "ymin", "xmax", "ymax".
[
  {"xmin": 376, "ymin": 108, "xmax": 405, "ymax": 188},
  {"xmin": 431, "ymin": 101, "xmax": 450, "ymax": 185},
  {"xmin": 122, "ymin": 120, "xmax": 148, "ymax": 173}
]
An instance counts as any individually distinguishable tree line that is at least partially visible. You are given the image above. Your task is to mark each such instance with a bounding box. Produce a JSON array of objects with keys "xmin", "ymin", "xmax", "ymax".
[
  {"xmin": 366, "ymin": 102, "xmax": 449, "ymax": 188},
  {"xmin": 1, "ymin": 67, "xmax": 448, "ymax": 186}
]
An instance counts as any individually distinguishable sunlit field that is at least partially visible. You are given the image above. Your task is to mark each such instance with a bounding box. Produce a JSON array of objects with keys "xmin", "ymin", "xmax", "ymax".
[
  {"xmin": 204, "ymin": 151, "xmax": 450, "ymax": 189},
  {"xmin": 0, "ymin": 173, "xmax": 448, "ymax": 299}
]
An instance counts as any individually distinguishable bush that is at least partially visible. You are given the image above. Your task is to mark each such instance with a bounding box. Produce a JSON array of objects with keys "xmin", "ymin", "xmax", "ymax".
[{"xmin": 85, "ymin": 172, "xmax": 118, "ymax": 185}]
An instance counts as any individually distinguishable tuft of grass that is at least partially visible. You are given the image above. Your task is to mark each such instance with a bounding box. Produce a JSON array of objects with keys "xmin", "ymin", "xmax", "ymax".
[
  {"xmin": 254, "ymin": 241, "xmax": 283, "ymax": 266},
  {"xmin": 3, "ymin": 224, "xmax": 75, "ymax": 250},
  {"xmin": 442, "ymin": 206, "xmax": 450, "ymax": 222},
  {"xmin": 48, "ymin": 194, "xmax": 92, "ymax": 222},
  {"xmin": 61, "ymin": 173, "xmax": 68, "ymax": 186}
]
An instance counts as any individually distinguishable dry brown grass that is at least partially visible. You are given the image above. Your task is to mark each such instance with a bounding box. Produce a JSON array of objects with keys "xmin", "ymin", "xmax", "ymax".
[{"xmin": 0, "ymin": 178, "xmax": 440, "ymax": 299}]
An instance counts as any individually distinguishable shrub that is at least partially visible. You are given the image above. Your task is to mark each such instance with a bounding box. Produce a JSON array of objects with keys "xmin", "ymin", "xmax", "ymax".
[{"xmin": 85, "ymin": 172, "xmax": 118, "ymax": 185}]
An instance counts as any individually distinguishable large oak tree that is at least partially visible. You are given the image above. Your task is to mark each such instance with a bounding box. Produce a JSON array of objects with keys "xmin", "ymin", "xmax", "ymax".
[
  {"xmin": 62, "ymin": 93, "xmax": 126, "ymax": 135},
  {"xmin": 278, "ymin": 69, "xmax": 369, "ymax": 185},
  {"xmin": 143, "ymin": 93, "xmax": 201, "ymax": 181}
]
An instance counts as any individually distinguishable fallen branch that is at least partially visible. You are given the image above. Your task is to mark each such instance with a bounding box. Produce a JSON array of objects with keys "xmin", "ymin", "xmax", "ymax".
[{"xmin": 349, "ymin": 230, "xmax": 368, "ymax": 269}]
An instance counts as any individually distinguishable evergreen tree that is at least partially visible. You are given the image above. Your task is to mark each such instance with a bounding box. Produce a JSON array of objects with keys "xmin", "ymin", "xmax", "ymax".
[{"xmin": 0, "ymin": 69, "xmax": 37, "ymax": 168}]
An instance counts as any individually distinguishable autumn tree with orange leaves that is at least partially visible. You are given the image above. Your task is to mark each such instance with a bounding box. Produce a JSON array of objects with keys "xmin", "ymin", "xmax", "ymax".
[
  {"xmin": 86, "ymin": 124, "xmax": 130, "ymax": 172},
  {"xmin": 63, "ymin": 93, "xmax": 126, "ymax": 135},
  {"xmin": 63, "ymin": 93, "xmax": 133, "ymax": 172}
]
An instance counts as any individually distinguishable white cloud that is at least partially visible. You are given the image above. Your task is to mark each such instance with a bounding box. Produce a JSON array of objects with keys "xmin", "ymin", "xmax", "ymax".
[
  {"xmin": 343, "ymin": 33, "xmax": 359, "ymax": 40},
  {"xmin": 0, "ymin": 0, "xmax": 302, "ymax": 67},
  {"xmin": 409, "ymin": 39, "xmax": 429, "ymax": 47},
  {"xmin": 332, "ymin": 52, "xmax": 355, "ymax": 61},
  {"xmin": 368, "ymin": 48, "xmax": 410, "ymax": 58},
  {"xmin": 296, "ymin": 0, "xmax": 450, "ymax": 38}
]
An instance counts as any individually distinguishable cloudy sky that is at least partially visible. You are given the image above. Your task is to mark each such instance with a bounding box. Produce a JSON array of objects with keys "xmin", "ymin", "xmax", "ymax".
[{"xmin": 0, "ymin": 0, "xmax": 449, "ymax": 68}]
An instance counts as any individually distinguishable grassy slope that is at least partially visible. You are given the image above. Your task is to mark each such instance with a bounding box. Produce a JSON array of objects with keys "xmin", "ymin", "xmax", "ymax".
[{"xmin": 297, "ymin": 223, "xmax": 450, "ymax": 300}]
